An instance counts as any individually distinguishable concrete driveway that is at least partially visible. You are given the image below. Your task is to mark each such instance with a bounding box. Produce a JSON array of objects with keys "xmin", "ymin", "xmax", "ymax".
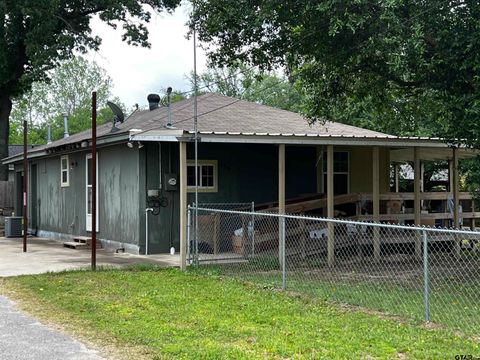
[{"xmin": 0, "ymin": 237, "xmax": 180, "ymax": 277}]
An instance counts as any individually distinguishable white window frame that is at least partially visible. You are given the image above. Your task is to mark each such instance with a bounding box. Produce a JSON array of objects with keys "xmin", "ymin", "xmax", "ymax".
[
  {"xmin": 86, "ymin": 153, "xmax": 99, "ymax": 232},
  {"xmin": 60, "ymin": 155, "xmax": 69, "ymax": 187},
  {"xmin": 322, "ymin": 151, "xmax": 350, "ymax": 194},
  {"xmin": 187, "ymin": 160, "xmax": 218, "ymax": 193}
]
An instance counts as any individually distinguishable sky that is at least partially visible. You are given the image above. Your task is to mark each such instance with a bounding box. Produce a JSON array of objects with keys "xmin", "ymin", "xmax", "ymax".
[{"xmin": 86, "ymin": 3, "xmax": 207, "ymax": 109}]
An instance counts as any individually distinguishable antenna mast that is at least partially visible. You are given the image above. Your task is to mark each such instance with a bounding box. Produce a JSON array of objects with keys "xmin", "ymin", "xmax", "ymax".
[{"xmin": 193, "ymin": 0, "xmax": 199, "ymax": 265}]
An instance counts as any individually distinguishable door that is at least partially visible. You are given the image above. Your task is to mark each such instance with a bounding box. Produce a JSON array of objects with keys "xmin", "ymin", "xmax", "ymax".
[{"xmin": 86, "ymin": 154, "xmax": 98, "ymax": 232}]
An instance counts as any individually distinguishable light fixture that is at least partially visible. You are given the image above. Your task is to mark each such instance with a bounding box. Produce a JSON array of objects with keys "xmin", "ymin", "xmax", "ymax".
[
  {"xmin": 127, "ymin": 142, "xmax": 134, "ymax": 148},
  {"xmin": 137, "ymin": 141, "xmax": 144, "ymax": 149}
]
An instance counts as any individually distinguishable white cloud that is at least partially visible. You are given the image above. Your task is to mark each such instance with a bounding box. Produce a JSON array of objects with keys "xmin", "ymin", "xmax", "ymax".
[{"xmin": 85, "ymin": 4, "xmax": 207, "ymax": 108}]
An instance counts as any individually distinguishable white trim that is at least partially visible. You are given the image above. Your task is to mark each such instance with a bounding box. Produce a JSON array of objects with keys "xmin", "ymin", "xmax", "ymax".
[
  {"xmin": 187, "ymin": 160, "xmax": 218, "ymax": 193},
  {"xmin": 86, "ymin": 153, "xmax": 99, "ymax": 232},
  {"xmin": 60, "ymin": 155, "xmax": 69, "ymax": 187}
]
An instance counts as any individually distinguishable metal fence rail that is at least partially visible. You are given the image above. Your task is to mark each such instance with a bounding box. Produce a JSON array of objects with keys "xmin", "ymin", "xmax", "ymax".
[{"xmin": 189, "ymin": 206, "xmax": 480, "ymax": 335}]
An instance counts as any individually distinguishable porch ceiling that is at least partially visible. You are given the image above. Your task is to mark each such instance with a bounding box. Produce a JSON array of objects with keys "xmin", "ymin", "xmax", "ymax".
[{"xmin": 390, "ymin": 147, "xmax": 478, "ymax": 162}]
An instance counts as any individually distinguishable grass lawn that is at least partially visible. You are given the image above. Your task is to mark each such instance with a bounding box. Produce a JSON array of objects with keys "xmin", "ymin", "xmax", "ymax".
[{"xmin": 0, "ymin": 266, "xmax": 478, "ymax": 359}]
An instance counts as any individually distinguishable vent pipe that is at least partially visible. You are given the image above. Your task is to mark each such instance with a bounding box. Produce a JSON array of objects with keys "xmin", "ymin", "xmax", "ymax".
[
  {"xmin": 147, "ymin": 94, "xmax": 160, "ymax": 111},
  {"xmin": 166, "ymin": 87, "xmax": 173, "ymax": 128},
  {"xmin": 63, "ymin": 113, "xmax": 69, "ymax": 138},
  {"xmin": 47, "ymin": 125, "xmax": 52, "ymax": 144}
]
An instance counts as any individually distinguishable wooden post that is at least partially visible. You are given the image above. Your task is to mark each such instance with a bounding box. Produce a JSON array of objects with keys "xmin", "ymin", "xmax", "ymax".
[
  {"xmin": 414, "ymin": 147, "xmax": 421, "ymax": 258},
  {"xmin": 394, "ymin": 163, "xmax": 400, "ymax": 193},
  {"xmin": 373, "ymin": 147, "xmax": 381, "ymax": 261},
  {"xmin": 453, "ymin": 147, "xmax": 461, "ymax": 257},
  {"xmin": 179, "ymin": 141, "xmax": 187, "ymax": 270},
  {"xmin": 316, "ymin": 146, "xmax": 323, "ymax": 193},
  {"xmin": 278, "ymin": 144, "xmax": 286, "ymax": 263},
  {"xmin": 471, "ymin": 200, "xmax": 476, "ymax": 231},
  {"xmin": 327, "ymin": 144, "xmax": 335, "ymax": 267}
]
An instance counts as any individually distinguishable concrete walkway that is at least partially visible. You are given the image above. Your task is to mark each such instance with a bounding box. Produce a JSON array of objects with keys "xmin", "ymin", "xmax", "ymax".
[
  {"xmin": 0, "ymin": 295, "xmax": 104, "ymax": 360},
  {"xmin": 0, "ymin": 237, "xmax": 180, "ymax": 277}
]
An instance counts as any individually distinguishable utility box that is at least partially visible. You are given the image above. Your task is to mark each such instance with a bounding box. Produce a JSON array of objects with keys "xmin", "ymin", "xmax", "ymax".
[
  {"xmin": 164, "ymin": 173, "xmax": 178, "ymax": 191},
  {"xmin": 5, "ymin": 216, "xmax": 23, "ymax": 237}
]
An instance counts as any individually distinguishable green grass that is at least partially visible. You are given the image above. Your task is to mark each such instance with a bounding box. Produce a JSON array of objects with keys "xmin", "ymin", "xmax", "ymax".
[
  {"xmin": 1, "ymin": 266, "xmax": 479, "ymax": 359},
  {"xmin": 201, "ymin": 254, "xmax": 480, "ymax": 336}
]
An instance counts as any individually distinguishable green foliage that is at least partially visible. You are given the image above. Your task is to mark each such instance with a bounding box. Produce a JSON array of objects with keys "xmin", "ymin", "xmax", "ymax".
[
  {"xmin": 191, "ymin": 63, "xmax": 303, "ymax": 112},
  {"xmin": 3, "ymin": 268, "xmax": 479, "ymax": 359},
  {"xmin": 192, "ymin": 1, "xmax": 480, "ymax": 144},
  {"xmin": 0, "ymin": 0, "xmax": 182, "ymax": 179},
  {"xmin": 9, "ymin": 57, "xmax": 119, "ymax": 145}
]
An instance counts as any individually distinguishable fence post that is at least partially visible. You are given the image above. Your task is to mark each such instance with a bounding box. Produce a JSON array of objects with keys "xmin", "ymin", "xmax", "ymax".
[
  {"xmin": 251, "ymin": 201, "xmax": 255, "ymax": 257},
  {"xmin": 192, "ymin": 202, "xmax": 199, "ymax": 266},
  {"xmin": 280, "ymin": 216, "xmax": 286, "ymax": 290},
  {"xmin": 187, "ymin": 206, "xmax": 192, "ymax": 265},
  {"xmin": 422, "ymin": 230, "xmax": 430, "ymax": 322}
]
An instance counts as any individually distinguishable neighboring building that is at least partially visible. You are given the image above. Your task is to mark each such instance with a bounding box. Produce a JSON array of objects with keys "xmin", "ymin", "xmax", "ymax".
[{"xmin": 2, "ymin": 93, "xmax": 478, "ymax": 264}]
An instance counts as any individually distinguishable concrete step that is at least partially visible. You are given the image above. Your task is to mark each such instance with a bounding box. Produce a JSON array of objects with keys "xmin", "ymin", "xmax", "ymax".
[
  {"xmin": 63, "ymin": 236, "xmax": 102, "ymax": 250},
  {"xmin": 63, "ymin": 241, "xmax": 89, "ymax": 250}
]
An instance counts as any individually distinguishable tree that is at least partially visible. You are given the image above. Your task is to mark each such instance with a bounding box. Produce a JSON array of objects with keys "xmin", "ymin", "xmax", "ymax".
[
  {"xmin": 0, "ymin": 0, "xmax": 181, "ymax": 180},
  {"xmin": 191, "ymin": 63, "xmax": 303, "ymax": 112},
  {"xmin": 9, "ymin": 56, "xmax": 115, "ymax": 145},
  {"xmin": 192, "ymin": 1, "xmax": 480, "ymax": 141}
]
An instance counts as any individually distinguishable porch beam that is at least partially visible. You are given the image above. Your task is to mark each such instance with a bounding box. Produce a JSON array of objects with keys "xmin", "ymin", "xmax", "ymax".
[
  {"xmin": 327, "ymin": 145, "xmax": 335, "ymax": 267},
  {"xmin": 414, "ymin": 147, "xmax": 421, "ymax": 258},
  {"xmin": 179, "ymin": 141, "xmax": 187, "ymax": 270},
  {"xmin": 372, "ymin": 146, "xmax": 380, "ymax": 260}
]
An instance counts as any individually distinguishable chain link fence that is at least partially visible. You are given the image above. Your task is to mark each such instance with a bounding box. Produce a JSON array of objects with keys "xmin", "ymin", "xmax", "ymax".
[{"xmin": 188, "ymin": 206, "xmax": 480, "ymax": 335}]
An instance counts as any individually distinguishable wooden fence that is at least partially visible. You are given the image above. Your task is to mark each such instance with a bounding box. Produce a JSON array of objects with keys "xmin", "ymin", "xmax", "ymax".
[{"xmin": 0, "ymin": 181, "xmax": 14, "ymax": 210}]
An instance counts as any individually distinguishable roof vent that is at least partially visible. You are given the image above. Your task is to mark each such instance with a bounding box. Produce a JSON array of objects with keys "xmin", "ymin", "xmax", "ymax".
[{"xmin": 147, "ymin": 93, "xmax": 160, "ymax": 111}]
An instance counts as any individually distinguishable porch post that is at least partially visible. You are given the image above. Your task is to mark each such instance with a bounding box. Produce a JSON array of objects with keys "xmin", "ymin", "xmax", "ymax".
[
  {"xmin": 372, "ymin": 146, "xmax": 380, "ymax": 261},
  {"xmin": 394, "ymin": 163, "xmax": 400, "ymax": 193},
  {"xmin": 179, "ymin": 141, "xmax": 187, "ymax": 270},
  {"xmin": 327, "ymin": 144, "xmax": 335, "ymax": 267},
  {"xmin": 453, "ymin": 148, "xmax": 460, "ymax": 229},
  {"xmin": 414, "ymin": 147, "xmax": 422, "ymax": 258},
  {"xmin": 316, "ymin": 146, "xmax": 323, "ymax": 193},
  {"xmin": 453, "ymin": 147, "xmax": 461, "ymax": 257},
  {"xmin": 278, "ymin": 144, "xmax": 286, "ymax": 274}
]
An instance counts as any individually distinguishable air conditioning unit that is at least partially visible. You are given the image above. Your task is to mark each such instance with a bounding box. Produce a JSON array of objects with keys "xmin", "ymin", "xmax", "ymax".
[{"xmin": 5, "ymin": 216, "xmax": 23, "ymax": 237}]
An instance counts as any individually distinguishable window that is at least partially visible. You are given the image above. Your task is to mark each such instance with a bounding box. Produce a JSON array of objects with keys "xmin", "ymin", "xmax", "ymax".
[
  {"xmin": 187, "ymin": 160, "xmax": 218, "ymax": 192},
  {"xmin": 60, "ymin": 155, "xmax": 69, "ymax": 187},
  {"xmin": 322, "ymin": 151, "xmax": 349, "ymax": 194}
]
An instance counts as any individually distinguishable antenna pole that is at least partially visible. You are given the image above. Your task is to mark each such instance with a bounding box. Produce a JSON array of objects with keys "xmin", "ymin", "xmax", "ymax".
[
  {"xmin": 91, "ymin": 91, "xmax": 97, "ymax": 271},
  {"xmin": 22, "ymin": 120, "xmax": 28, "ymax": 253},
  {"xmin": 193, "ymin": 0, "xmax": 199, "ymax": 265}
]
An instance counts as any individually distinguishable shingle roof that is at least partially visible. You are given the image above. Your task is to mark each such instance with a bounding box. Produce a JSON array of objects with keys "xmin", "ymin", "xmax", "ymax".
[{"xmin": 32, "ymin": 93, "xmax": 395, "ymax": 153}]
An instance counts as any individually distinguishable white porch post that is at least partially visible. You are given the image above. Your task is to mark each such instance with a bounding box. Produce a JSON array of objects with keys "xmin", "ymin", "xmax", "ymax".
[
  {"xmin": 372, "ymin": 146, "xmax": 380, "ymax": 260},
  {"xmin": 327, "ymin": 144, "xmax": 335, "ymax": 267},
  {"xmin": 394, "ymin": 163, "xmax": 400, "ymax": 193},
  {"xmin": 278, "ymin": 144, "xmax": 286, "ymax": 264},
  {"xmin": 179, "ymin": 141, "xmax": 187, "ymax": 270},
  {"xmin": 453, "ymin": 148, "xmax": 460, "ymax": 229},
  {"xmin": 453, "ymin": 147, "xmax": 461, "ymax": 257},
  {"xmin": 414, "ymin": 147, "xmax": 422, "ymax": 258}
]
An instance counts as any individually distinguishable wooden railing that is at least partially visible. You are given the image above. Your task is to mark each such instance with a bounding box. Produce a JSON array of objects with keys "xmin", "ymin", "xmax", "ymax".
[{"xmin": 261, "ymin": 192, "xmax": 479, "ymax": 228}]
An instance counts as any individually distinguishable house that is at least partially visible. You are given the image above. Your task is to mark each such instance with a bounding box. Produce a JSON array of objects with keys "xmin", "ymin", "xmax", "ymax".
[{"xmin": 3, "ymin": 93, "xmax": 478, "ymax": 268}]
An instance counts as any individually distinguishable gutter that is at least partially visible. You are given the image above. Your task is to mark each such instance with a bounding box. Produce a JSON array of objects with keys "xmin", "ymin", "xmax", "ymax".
[{"xmin": 2, "ymin": 133, "xmax": 130, "ymax": 165}]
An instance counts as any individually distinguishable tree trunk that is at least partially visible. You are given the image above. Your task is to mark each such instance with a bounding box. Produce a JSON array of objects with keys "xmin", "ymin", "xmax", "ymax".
[{"xmin": 0, "ymin": 93, "xmax": 12, "ymax": 181}]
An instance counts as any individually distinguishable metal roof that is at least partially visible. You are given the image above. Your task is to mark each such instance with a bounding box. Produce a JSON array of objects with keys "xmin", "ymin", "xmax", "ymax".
[{"xmin": 3, "ymin": 93, "xmax": 477, "ymax": 163}]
